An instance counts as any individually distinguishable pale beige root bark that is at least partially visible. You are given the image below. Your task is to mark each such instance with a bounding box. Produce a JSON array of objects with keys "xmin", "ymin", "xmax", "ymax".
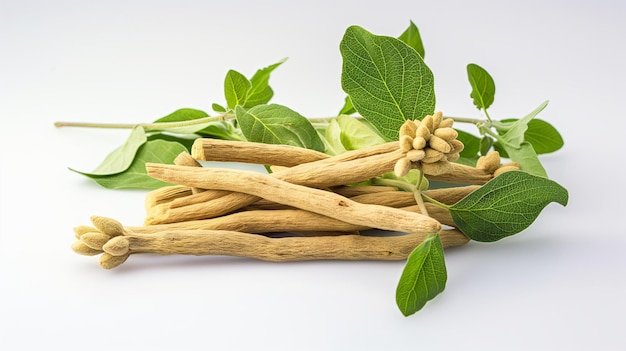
[
  {"xmin": 426, "ymin": 163, "xmax": 493, "ymax": 185},
  {"xmin": 144, "ymin": 181, "xmax": 478, "ymax": 226},
  {"xmin": 134, "ymin": 209, "xmax": 371, "ymax": 234},
  {"xmin": 138, "ymin": 202, "xmax": 455, "ymax": 235},
  {"xmin": 269, "ymin": 150, "xmax": 404, "ymax": 189},
  {"xmin": 330, "ymin": 185, "xmax": 399, "ymax": 197},
  {"xmin": 146, "ymin": 142, "xmax": 399, "ymax": 210},
  {"xmin": 146, "ymin": 164, "xmax": 442, "ymax": 234},
  {"xmin": 144, "ymin": 185, "xmax": 192, "ymax": 210},
  {"xmin": 349, "ymin": 185, "xmax": 479, "ymax": 208},
  {"xmin": 174, "ymin": 152, "xmax": 204, "ymax": 194},
  {"xmin": 191, "ymin": 139, "xmax": 329, "ymax": 166},
  {"xmin": 87, "ymin": 228, "xmax": 468, "ymax": 268},
  {"xmin": 145, "ymin": 151, "xmax": 404, "ymax": 224},
  {"xmin": 152, "ymin": 149, "xmax": 403, "ymax": 212},
  {"xmin": 73, "ymin": 216, "xmax": 469, "ymax": 269},
  {"xmin": 315, "ymin": 141, "xmax": 399, "ymax": 163},
  {"xmin": 143, "ymin": 152, "xmax": 208, "ymax": 209},
  {"xmin": 124, "ymin": 229, "xmax": 468, "ymax": 260}
]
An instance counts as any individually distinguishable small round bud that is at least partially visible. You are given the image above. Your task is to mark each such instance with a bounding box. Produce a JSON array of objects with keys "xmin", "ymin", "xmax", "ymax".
[
  {"xmin": 422, "ymin": 148, "xmax": 444, "ymax": 163},
  {"xmin": 99, "ymin": 253, "xmax": 129, "ymax": 270},
  {"xmin": 422, "ymin": 115, "xmax": 434, "ymax": 133},
  {"xmin": 412, "ymin": 136, "xmax": 427, "ymax": 150},
  {"xmin": 428, "ymin": 135, "xmax": 452, "ymax": 153},
  {"xmin": 91, "ymin": 216, "xmax": 125, "ymax": 237},
  {"xmin": 434, "ymin": 127, "xmax": 458, "ymax": 142},
  {"xmin": 399, "ymin": 135, "xmax": 414, "ymax": 152},
  {"xmin": 432, "ymin": 111, "xmax": 443, "ymax": 129},
  {"xmin": 449, "ymin": 139, "xmax": 465, "ymax": 153},
  {"xmin": 406, "ymin": 149, "xmax": 426, "ymax": 162},
  {"xmin": 103, "ymin": 236, "xmax": 130, "ymax": 256},
  {"xmin": 494, "ymin": 165, "xmax": 520, "ymax": 177},
  {"xmin": 476, "ymin": 151, "xmax": 501, "ymax": 173},
  {"xmin": 71, "ymin": 241, "xmax": 103, "ymax": 256},
  {"xmin": 416, "ymin": 124, "xmax": 431, "ymax": 140},
  {"xmin": 80, "ymin": 232, "xmax": 111, "ymax": 250},
  {"xmin": 394, "ymin": 157, "xmax": 412, "ymax": 177},
  {"xmin": 399, "ymin": 120, "xmax": 417, "ymax": 138},
  {"xmin": 73, "ymin": 225, "xmax": 97, "ymax": 240},
  {"xmin": 438, "ymin": 118, "xmax": 454, "ymax": 128}
]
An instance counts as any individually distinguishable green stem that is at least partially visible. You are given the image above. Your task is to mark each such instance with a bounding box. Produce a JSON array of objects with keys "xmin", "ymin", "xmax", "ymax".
[
  {"xmin": 483, "ymin": 108, "xmax": 493, "ymax": 123},
  {"xmin": 373, "ymin": 173, "xmax": 430, "ymax": 216},
  {"xmin": 421, "ymin": 193, "xmax": 452, "ymax": 210},
  {"xmin": 412, "ymin": 170, "xmax": 429, "ymax": 217},
  {"xmin": 371, "ymin": 178, "xmax": 415, "ymax": 193},
  {"xmin": 54, "ymin": 114, "xmax": 234, "ymax": 130}
]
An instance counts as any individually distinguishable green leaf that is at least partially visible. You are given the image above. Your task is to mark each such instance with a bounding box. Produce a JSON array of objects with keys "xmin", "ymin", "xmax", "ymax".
[
  {"xmin": 496, "ymin": 118, "xmax": 564, "ymax": 155},
  {"xmin": 196, "ymin": 120, "xmax": 244, "ymax": 141},
  {"xmin": 147, "ymin": 133, "xmax": 196, "ymax": 151},
  {"xmin": 212, "ymin": 103, "xmax": 227, "ymax": 113},
  {"xmin": 150, "ymin": 108, "xmax": 215, "ymax": 134},
  {"xmin": 396, "ymin": 234, "xmax": 447, "ymax": 316},
  {"xmin": 480, "ymin": 136, "xmax": 494, "ymax": 156},
  {"xmin": 467, "ymin": 63, "xmax": 496, "ymax": 110},
  {"xmin": 336, "ymin": 115, "xmax": 386, "ymax": 150},
  {"xmin": 450, "ymin": 171, "xmax": 568, "ymax": 242},
  {"xmin": 500, "ymin": 101, "xmax": 549, "ymax": 148},
  {"xmin": 398, "ymin": 20, "xmax": 425, "ymax": 58},
  {"xmin": 338, "ymin": 96, "xmax": 356, "ymax": 115},
  {"xmin": 71, "ymin": 126, "xmax": 147, "ymax": 176},
  {"xmin": 244, "ymin": 58, "xmax": 286, "ymax": 108},
  {"xmin": 340, "ymin": 25, "xmax": 436, "ymax": 141},
  {"xmin": 323, "ymin": 119, "xmax": 348, "ymax": 155},
  {"xmin": 153, "ymin": 108, "xmax": 208, "ymax": 124},
  {"xmin": 235, "ymin": 104, "xmax": 325, "ymax": 152},
  {"xmin": 224, "ymin": 69, "xmax": 251, "ymax": 109},
  {"xmin": 73, "ymin": 139, "xmax": 188, "ymax": 189},
  {"xmin": 498, "ymin": 141, "xmax": 547, "ymax": 178},
  {"xmin": 455, "ymin": 129, "xmax": 481, "ymax": 159}
]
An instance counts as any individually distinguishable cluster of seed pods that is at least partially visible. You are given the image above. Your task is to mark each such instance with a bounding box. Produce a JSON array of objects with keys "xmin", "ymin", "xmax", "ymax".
[{"xmin": 394, "ymin": 112, "xmax": 465, "ymax": 177}]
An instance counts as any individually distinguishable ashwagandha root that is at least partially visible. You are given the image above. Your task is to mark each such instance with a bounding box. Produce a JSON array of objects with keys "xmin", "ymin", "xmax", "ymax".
[
  {"xmin": 426, "ymin": 162, "xmax": 493, "ymax": 184},
  {"xmin": 174, "ymin": 152, "xmax": 203, "ymax": 194},
  {"xmin": 146, "ymin": 164, "xmax": 442, "ymax": 234},
  {"xmin": 72, "ymin": 217, "xmax": 469, "ymax": 269},
  {"xmin": 136, "ymin": 203, "xmax": 454, "ymax": 234},
  {"xmin": 144, "ymin": 142, "xmax": 402, "ymax": 210},
  {"xmin": 192, "ymin": 138, "xmax": 330, "ymax": 166},
  {"xmin": 145, "ymin": 150, "xmax": 405, "ymax": 224}
]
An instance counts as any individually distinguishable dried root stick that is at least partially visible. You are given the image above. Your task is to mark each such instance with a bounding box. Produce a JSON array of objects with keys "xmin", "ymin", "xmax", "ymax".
[
  {"xmin": 138, "ymin": 202, "xmax": 455, "ymax": 234},
  {"xmin": 426, "ymin": 162, "xmax": 493, "ymax": 184},
  {"xmin": 174, "ymin": 152, "xmax": 203, "ymax": 194},
  {"xmin": 146, "ymin": 164, "xmax": 442, "ymax": 234},
  {"xmin": 144, "ymin": 185, "xmax": 193, "ymax": 210},
  {"xmin": 134, "ymin": 209, "xmax": 371, "ymax": 234},
  {"xmin": 145, "ymin": 150, "xmax": 404, "ymax": 224},
  {"xmin": 192, "ymin": 138, "xmax": 329, "ymax": 166},
  {"xmin": 73, "ymin": 216, "xmax": 468, "ymax": 269},
  {"xmin": 116, "ymin": 229, "xmax": 467, "ymax": 262}
]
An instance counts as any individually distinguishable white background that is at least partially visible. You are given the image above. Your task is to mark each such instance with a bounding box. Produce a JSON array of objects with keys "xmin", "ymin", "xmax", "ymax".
[{"xmin": 1, "ymin": 0, "xmax": 625, "ymax": 350}]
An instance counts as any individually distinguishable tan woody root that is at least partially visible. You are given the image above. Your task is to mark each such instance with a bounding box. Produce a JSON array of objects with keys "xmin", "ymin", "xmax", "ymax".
[
  {"xmin": 146, "ymin": 164, "xmax": 442, "ymax": 234},
  {"xmin": 145, "ymin": 141, "xmax": 399, "ymax": 209},
  {"xmin": 144, "ymin": 138, "xmax": 500, "ymax": 224},
  {"xmin": 72, "ymin": 216, "xmax": 469, "ymax": 269},
  {"xmin": 145, "ymin": 149, "xmax": 405, "ymax": 224},
  {"xmin": 72, "ymin": 123, "xmax": 521, "ymax": 270}
]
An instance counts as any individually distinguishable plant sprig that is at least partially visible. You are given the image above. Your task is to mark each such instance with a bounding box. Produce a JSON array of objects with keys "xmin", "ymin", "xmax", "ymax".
[{"xmin": 57, "ymin": 21, "xmax": 568, "ymax": 316}]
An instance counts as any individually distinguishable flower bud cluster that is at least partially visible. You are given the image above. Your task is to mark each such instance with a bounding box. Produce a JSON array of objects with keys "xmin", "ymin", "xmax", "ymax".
[
  {"xmin": 476, "ymin": 151, "xmax": 520, "ymax": 177},
  {"xmin": 394, "ymin": 112, "xmax": 464, "ymax": 177}
]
